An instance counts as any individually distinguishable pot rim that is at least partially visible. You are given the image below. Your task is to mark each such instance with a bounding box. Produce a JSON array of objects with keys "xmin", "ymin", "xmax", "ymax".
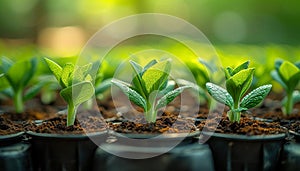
[
  {"xmin": 0, "ymin": 131, "xmax": 24, "ymax": 140},
  {"xmin": 111, "ymin": 130, "xmax": 200, "ymax": 139},
  {"xmin": 26, "ymin": 130, "xmax": 107, "ymax": 139},
  {"xmin": 202, "ymin": 131, "xmax": 286, "ymax": 141}
]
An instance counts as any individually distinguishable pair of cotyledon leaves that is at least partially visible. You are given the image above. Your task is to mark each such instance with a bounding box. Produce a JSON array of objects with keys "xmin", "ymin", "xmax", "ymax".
[
  {"xmin": 44, "ymin": 58, "xmax": 94, "ymax": 108},
  {"xmin": 112, "ymin": 59, "xmax": 190, "ymax": 113},
  {"xmin": 0, "ymin": 57, "xmax": 49, "ymax": 103},
  {"xmin": 207, "ymin": 61, "xmax": 272, "ymax": 112}
]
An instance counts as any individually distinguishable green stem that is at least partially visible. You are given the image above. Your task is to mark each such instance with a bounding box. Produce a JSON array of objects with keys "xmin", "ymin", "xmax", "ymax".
[
  {"xmin": 145, "ymin": 109, "xmax": 157, "ymax": 123},
  {"xmin": 227, "ymin": 109, "xmax": 241, "ymax": 123},
  {"xmin": 145, "ymin": 95, "xmax": 157, "ymax": 123},
  {"xmin": 14, "ymin": 89, "xmax": 24, "ymax": 113},
  {"xmin": 284, "ymin": 92, "xmax": 293, "ymax": 115},
  {"xmin": 67, "ymin": 105, "xmax": 78, "ymax": 126},
  {"xmin": 227, "ymin": 100, "xmax": 241, "ymax": 123}
]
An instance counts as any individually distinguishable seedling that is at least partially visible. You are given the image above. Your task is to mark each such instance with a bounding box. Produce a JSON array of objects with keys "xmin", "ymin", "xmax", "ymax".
[
  {"xmin": 206, "ymin": 61, "xmax": 272, "ymax": 122},
  {"xmin": 0, "ymin": 57, "xmax": 48, "ymax": 113},
  {"xmin": 94, "ymin": 71, "xmax": 112, "ymax": 100},
  {"xmin": 44, "ymin": 58, "xmax": 95, "ymax": 126},
  {"xmin": 82, "ymin": 71, "xmax": 112, "ymax": 110},
  {"xmin": 177, "ymin": 58, "xmax": 224, "ymax": 105},
  {"xmin": 112, "ymin": 59, "xmax": 190, "ymax": 123},
  {"xmin": 271, "ymin": 60, "xmax": 300, "ymax": 115}
]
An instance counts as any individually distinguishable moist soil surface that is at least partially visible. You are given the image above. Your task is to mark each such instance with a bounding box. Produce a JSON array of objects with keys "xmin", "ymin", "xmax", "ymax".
[
  {"xmin": 109, "ymin": 111, "xmax": 196, "ymax": 134},
  {"xmin": 197, "ymin": 112, "xmax": 286, "ymax": 135},
  {"xmin": 1, "ymin": 110, "xmax": 57, "ymax": 121},
  {"xmin": 248, "ymin": 97, "xmax": 300, "ymax": 134},
  {"xmin": 0, "ymin": 116, "xmax": 23, "ymax": 135},
  {"xmin": 29, "ymin": 114, "xmax": 107, "ymax": 134}
]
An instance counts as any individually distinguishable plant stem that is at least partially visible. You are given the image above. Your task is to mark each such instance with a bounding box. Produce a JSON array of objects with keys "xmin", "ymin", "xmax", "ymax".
[
  {"xmin": 284, "ymin": 92, "xmax": 293, "ymax": 115},
  {"xmin": 145, "ymin": 94, "xmax": 157, "ymax": 123},
  {"xmin": 14, "ymin": 89, "xmax": 24, "ymax": 113},
  {"xmin": 227, "ymin": 110, "xmax": 241, "ymax": 123},
  {"xmin": 67, "ymin": 105, "xmax": 78, "ymax": 126},
  {"xmin": 228, "ymin": 100, "xmax": 241, "ymax": 123}
]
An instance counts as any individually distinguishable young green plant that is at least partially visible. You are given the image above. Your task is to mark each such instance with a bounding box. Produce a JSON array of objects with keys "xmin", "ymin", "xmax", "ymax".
[
  {"xmin": 271, "ymin": 60, "xmax": 300, "ymax": 115},
  {"xmin": 206, "ymin": 61, "xmax": 272, "ymax": 122},
  {"xmin": 177, "ymin": 58, "xmax": 225, "ymax": 105},
  {"xmin": 44, "ymin": 58, "xmax": 95, "ymax": 126},
  {"xmin": 112, "ymin": 59, "xmax": 190, "ymax": 123},
  {"xmin": 0, "ymin": 57, "xmax": 48, "ymax": 113}
]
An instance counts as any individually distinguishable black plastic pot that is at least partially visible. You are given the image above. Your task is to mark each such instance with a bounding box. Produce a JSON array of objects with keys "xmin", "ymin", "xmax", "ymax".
[
  {"xmin": 0, "ymin": 142, "xmax": 32, "ymax": 171},
  {"xmin": 280, "ymin": 142, "xmax": 300, "ymax": 171},
  {"xmin": 289, "ymin": 131, "xmax": 300, "ymax": 142},
  {"xmin": 27, "ymin": 131, "xmax": 107, "ymax": 171},
  {"xmin": 92, "ymin": 142, "xmax": 214, "ymax": 171},
  {"xmin": 107, "ymin": 131, "xmax": 200, "ymax": 148},
  {"xmin": 0, "ymin": 132, "xmax": 24, "ymax": 146},
  {"xmin": 202, "ymin": 132, "xmax": 286, "ymax": 171}
]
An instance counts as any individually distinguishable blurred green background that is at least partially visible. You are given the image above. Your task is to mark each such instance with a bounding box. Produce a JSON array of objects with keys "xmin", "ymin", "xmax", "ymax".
[
  {"xmin": 1, "ymin": 0, "xmax": 300, "ymax": 93},
  {"xmin": 1, "ymin": 0, "xmax": 300, "ymax": 48}
]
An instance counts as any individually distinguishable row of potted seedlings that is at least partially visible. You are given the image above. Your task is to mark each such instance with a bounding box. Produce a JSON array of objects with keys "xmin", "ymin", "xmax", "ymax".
[{"xmin": 0, "ymin": 56, "xmax": 299, "ymax": 171}]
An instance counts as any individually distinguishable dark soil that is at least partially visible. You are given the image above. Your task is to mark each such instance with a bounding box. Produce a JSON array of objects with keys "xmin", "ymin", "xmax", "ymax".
[
  {"xmin": 109, "ymin": 111, "xmax": 196, "ymax": 134},
  {"xmin": 1, "ymin": 110, "xmax": 57, "ymax": 121},
  {"xmin": 0, "ymin": 116, "xmax": 23, "ymax": 135},
  {"xmin": 0, "ymin": 96, "xmax": 64, "ymax": 121},
  {"xmin": 197, "ymin": 112, "xmax": 286, "ymax": 135},
  {"xmin": 97, "ymin": 93, "xmax": 202, "ymax": 121},
  {"xmin": 289, "ymin": 121, "xmax": 300, "ymax": 134},
  {"xmin": 249, "ymin": 98, "xmax": 300, "ymax": 120},
  {"xmin": 29, "ymin": 114, "xmax": 107, "ymax": 134}
]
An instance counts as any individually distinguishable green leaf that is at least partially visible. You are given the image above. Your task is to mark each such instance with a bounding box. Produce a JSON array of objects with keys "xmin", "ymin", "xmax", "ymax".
[
  {"xmin": 279, "ymin": 61, "xmax": 299, "ymax": 83},
  {"xmin": 60, "ymin": 81, "xmax": 94, "ymax": 107},
  {"xmin": 292, "ymin": 91, "xmax": 300, "ymax": 104},
  {"xmin": 130, "ymin": 60, "xmax": 147, "ymax": 97},
  {"xmin": 156, "ymin": 86, "xmax": 190, "ymax": 110},
  {"xmin": 130, "ymin": 60, "xmax": 143, "ymax": 76},
  {"xmin": 142, "ymin": 60, "xmax": 171, "ymax": 94},
  {"xmin": 0, "ymin": 57, "xmax": 13, "ymax": 73},
  {"xmin": 6, "ymin": 60, "xmax": 33, "ymax": 91},
  {"xmin": 95, "ymin": 78, "xmax": 112, "ymax": 95},
  {"xmin": 240, "ymin": 84, "xmax": 272, "ymax": 109},
  {"xmin": 44, "ymin": 58, "xmax": 62, "ymax": 82},
  {"xmin": 206, "ymin": 82, "xmax": 234, "ymax": 108},
  {"xmin": 231, "ymin": 61, "xmax": 249, "ymax": 76},
  {"xmin": 142, "ymin": 59, "xmax": 157, "ymax": 75},
  {"xmin": 271, "ymin": 70, "xmax": 287, "ymax": 90},
  {"xmin": 0, "ymin": 76, "xmax": 9, "ymax": 91},
  {"xmin": 224, "ymin": 67, "xmax": 233, "ymax": 79},
  {"xmin": 73, "ymin": 63, "xmax": 92, "ymax": 83},
  {"xmin": 285, "ymin": 72, "xmax": 300, "ymax": 91},
  {"xmin": 24, "ymin": 80, "xmax": 50, "ymax": 101},
  {"xmin": 60, "ymin": 63, "xmax": 74, "ymax": 88},
  {"xmin": 112, "ymin": 79, "xmax": 147, "ymax": 110},
  {"xmin": 274, "ymin": 59, "xmax": 283, "ymax": 70},
  {"xmin": 177, "ymin": 79, "xmax": 207, "ymax": 98},
  {"xmin": 1, "ymin": 88, "xmax": 13, "ymax": 98},
  {"xmin": 226, "ymin": 68, "xmax": 254, "ymax": 102},
  {"xmin": 158, "ymin": 80, "xmax": 175, "ymax": 97},
  {"xmin": 22, "ymin": 58, "xmax": 37, "ymax": 88},
  {"xmin": 295, "ymin": 61, "xmax": 300, "ymax": 69}
]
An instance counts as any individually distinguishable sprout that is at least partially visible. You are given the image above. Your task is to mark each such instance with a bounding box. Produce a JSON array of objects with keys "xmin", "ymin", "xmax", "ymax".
[
  {"xmin": 44, "ymin": 58, "xmax": 95, "ymax": 126},
  {"xmin": 0, "ymin": 57, "xmax": 47, "ymax": 113},
  {"xmin": 271, "ymin": 60, "xmax": 300, "ymax": 115},
  {"xmin": 112, "ymin": 59, "xmax": 190, "ymax": 123},
  {"xmin": 206, "ymin": 61, "xmax": 272, "ymax": 122}
]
